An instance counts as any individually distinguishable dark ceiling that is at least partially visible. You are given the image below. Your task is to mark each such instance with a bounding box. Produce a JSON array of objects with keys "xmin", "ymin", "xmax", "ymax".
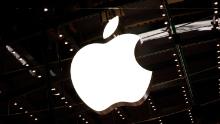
[{"xmin": 1, "ymin": 0, "xmax": 220, "ymax": 124}]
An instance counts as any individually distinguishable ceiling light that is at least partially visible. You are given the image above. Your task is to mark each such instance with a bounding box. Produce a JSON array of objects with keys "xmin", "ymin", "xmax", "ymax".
[
  {"xmin": 168, "ymin": 36, "xmax": 172, "ymax": 39},
  {"xmin": 14, "ymin": 102, "xmax": 17, "ymax": 106},
  {"xmin": 19, "ymin": 107, "xmax": 23, "ymax": 110},
  {"xmin": 20, "ymin": 59, "xmax": 27, "ymax": 65},
  {"xmin": 30, "ymin": 114, "xmax": 33, "ymax": 117},
  {"xmin": 49, "ymin": 70, "xmax": 56, "ymax": 77},
  {"xmin": 6, "ymin": 45, "xmax": 14, "ymax": 52},
  {"xmin": 160, "ymin": 5, "xmax": 164, "ymax": 9},
  {"xmin": 69, "ymin": 48, "xmax": 73, "ymax": 52},
  {"xmin": 51, "ymin": 88, "xmax": 56, "ymax": 91},
  {"xmin": 44, "ymin": 8, "xmax": 48, "ymax": 12},
  {"xmin": 59, "ymin": 34, "xmax": 63, "ymax": 38},
  {"xmin": 25, "ymin": 64, "xmax": 29, "ymax": 67},
  {"xmin": 13, "ymin": 52, "xmax": 20, "ymax": 59},
  {"xmin": 34, "ymin": 118, "xmax": 38, "ymax": 121},
  {"xmin": 164, "ymin": 21, "xmax": 168, "ymax": 25},
  {"xmin": 54, "ymin": 93, "xmax": 60, "ymax": 96},
  {"xmin": 64, "ymin": 42, "xmax": 68, "ymax": 45},
  {"xmin": 214, "ymin": 10, "xmax": 218, "ymax": 14},
  {"xmin": 61, "ymin": 97, "xmax": 65, "ymax": 100},
  {"xmin": 214, "ymin": 2, "xmax": 218, "ymax": 5},
  {"xmin": 37, "ymin": 75, "xmax": 42, "ymax": 78},
  {"xmin": 32, "ymin": 70, "xmax": 36, "ymax": 73}
]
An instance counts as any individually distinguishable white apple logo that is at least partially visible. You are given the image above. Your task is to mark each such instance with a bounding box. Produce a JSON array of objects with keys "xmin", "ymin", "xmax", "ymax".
[{"xmin": 70, "ymin": 16, "xmax": 152, "ymax": 114}]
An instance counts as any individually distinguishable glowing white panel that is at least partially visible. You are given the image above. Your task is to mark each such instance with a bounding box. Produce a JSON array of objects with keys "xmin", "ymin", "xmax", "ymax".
[
  {"xmin": 71, "ymin": 34, "xmax": 151, "ymax": 113},
  {"xmin": 71, "ymin": 16, "xmax": 152, "ymax": 114}
]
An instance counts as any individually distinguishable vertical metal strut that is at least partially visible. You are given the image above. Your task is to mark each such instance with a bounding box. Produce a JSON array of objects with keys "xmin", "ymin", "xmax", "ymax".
[{"xmin": 161, "ymin": 0, "xmax": 195, "ymax": 105}]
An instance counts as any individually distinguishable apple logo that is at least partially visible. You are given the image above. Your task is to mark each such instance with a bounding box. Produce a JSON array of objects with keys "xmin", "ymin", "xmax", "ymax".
[{"xmin": 70, "ymin": 16, "xmax": 152, "ymax": 114}]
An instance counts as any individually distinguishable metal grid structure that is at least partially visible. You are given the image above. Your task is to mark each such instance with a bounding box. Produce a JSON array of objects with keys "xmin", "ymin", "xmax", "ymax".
[{"xmin": 0, "ymin": 0, "xmax": 220, "ymax": 123}]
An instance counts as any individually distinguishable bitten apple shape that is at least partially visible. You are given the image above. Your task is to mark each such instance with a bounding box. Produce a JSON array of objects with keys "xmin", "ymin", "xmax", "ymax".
[{"xmin": 70, "ymin": 16, "xmax": 152, "ymax": 114}]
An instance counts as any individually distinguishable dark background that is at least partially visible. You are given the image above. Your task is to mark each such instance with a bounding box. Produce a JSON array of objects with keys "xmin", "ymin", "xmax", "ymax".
[{"xmin": 0, "ymin": 0, "xmax": 220, "ymax": 123}]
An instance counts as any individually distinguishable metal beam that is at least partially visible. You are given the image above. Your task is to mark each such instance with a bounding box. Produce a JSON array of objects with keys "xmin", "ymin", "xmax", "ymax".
[{"xmin": 161, "ymin": 0, "xmax": 195, "ymax": 105}]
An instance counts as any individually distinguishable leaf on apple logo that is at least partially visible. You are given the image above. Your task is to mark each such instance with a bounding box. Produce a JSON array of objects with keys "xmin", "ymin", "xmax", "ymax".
[{"xmin": 103, "ymin": 16, "xmax": 119, "ymax": 39}]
